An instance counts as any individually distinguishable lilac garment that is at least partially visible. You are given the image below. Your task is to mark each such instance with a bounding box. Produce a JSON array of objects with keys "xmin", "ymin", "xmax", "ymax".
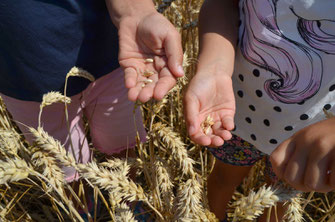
[{"xmin": 1, "ymin": 69, "xmax": 147, "ymax": 182}]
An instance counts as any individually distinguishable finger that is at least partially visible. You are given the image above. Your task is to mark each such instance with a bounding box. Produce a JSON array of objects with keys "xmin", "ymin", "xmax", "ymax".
[
  {"xmin": 128, "ymin": 81, "xmax": 145, "ymax": 102},
  {"xmin": 137, "ymin": 74, "xmax": 159, "ymax": 103},
  {"xmin": 183, "ymin": 92, "xmax": 200, "ymax": 137},
  {"xmin": 153, "ymin": 67, "xmax": 177, "ymax": 100},
  {"xmin": 164, "ymin": 30, "xmax": 184, "ymax": 77},
  {"xmin": 209, "ymin": 135, "xmax": 224, "ymax": 147},
  {"xmin": 270, "ymin": 139, "xmax": 295, "ymax": 179},
  {"xmin": 221, "ymin": 115, "xmax": 235, "ymax": 131},
  {"xmin": 304, "ymin": 149, "xmax": 332, "ymax": 192},
  {"xmin": 212, "ymin": 122, "xmax": 232, "ymax": 141},
  {"xmin": 283, "ymin": 145, "xmax": 309, "ymax": 191},
  {"xmin": 154, "ymin": 56, "xmax": 168, "ymax": 73},
  {"xmin": 191, "ymin": 132, "xmax": 211, "ymax": 146},
  {"xmin": 124, "ymin": 68, "xmax": 138, "ymax": 88}
]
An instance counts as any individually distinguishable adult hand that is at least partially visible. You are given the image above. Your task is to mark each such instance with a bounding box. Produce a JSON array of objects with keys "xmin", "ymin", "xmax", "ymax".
[
  {"xmin": 271, "ymin": 117, "xmax": 335, "ymax": 192},
  {"xmin": 184, "ymin": 73, "xmax": 235, "ymax": 147},
  {"xmin": 118, "ymin": 11, "xmax": 184, "ymax": 102}
]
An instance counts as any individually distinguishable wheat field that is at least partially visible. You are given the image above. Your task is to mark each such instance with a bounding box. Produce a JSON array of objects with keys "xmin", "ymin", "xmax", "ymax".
[{"xmin": 0, "ymin": 0, "xmax": 334, "ymax": 221}]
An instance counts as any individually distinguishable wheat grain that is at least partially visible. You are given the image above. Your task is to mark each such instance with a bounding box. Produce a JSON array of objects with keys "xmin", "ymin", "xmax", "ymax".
[
  {"xmin": 145, "ymin": 58, "xmax": 154, "ymax": 63},
  {"xmin": 143, "ymin": 79, "xmax": 153, "ymax": 84},
  {"xmin": 201, "ymin": 115, "xmax": 214, "ymax": 135},
  {"xmin": 142, "ymin": 70, "xmax": 155, "ymax": 78}
]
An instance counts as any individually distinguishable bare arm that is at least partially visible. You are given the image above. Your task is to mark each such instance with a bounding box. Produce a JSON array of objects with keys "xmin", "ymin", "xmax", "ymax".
[
  {"xmin": 105, "ymin": 0, "xmax": 156, "ymax": 28},
  {"xmin": 197, "ymin": 0, "xmax": 239, "ymax": 77},
  {"xmin": 184, "ymin": 0, "xmax": 240, "ymax": 146}
]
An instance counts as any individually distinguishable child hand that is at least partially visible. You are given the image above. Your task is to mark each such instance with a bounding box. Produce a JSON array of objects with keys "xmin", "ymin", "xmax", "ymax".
[
  {"xmin": 270, "ymin": 118, "xmax": 335, "ymax": 192},
  {"xmin": 184, "ymin": 74, "xmax": 235, "ymax": 147},
  {"xmin": 118, "ymin": 12, "xmax": 184, "ymax": 103}
]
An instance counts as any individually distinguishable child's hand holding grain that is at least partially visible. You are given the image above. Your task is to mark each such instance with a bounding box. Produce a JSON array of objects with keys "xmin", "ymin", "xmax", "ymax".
[
  {"xmin": 184, "ymin": 73, "xmax": 235, "ymax": 147},
  {"xmin": 271, "ymin": 117, "xmax": 335, "ymax": 193}
]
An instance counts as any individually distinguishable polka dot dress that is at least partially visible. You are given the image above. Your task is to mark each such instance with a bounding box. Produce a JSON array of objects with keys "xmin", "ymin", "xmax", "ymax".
[
  {"xmin": 233, "ymin": 55, "xmax": 335, "ymax": 155},
  {"xmin": 231, "ymin": 0, "xmax": 335, "ymax": 155}
]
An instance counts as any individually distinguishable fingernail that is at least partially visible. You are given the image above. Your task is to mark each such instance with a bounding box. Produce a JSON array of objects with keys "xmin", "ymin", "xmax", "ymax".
[{"xmin": 177, "ymin": 65, "xmax": 184, "ymax": 76}]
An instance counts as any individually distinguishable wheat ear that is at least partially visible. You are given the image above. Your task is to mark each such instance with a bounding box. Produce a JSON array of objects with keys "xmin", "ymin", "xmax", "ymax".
[
  {"xmin": 173, "ymin": 177, "xmax": 206, "ymax": 221},
  {"xmin": 115, "ymin": 202, "xmax": 137, "ymax": 222},
  {"xmin": 152, "ymin": 122, "xmax": 195, "ymax": 177},
  {"xmin": 283, "ymin": 195, "xmax": 304, "ymax": 222},
  {"xmin": 38, "ymin": 92, "xmax": 71, "ymax": 127},
  {"xmin": 228, "ymin": 185, "xmax": 301, "ymax": 221},
  {"xmin": 0, "ymin": 158, "xmax": 30, "ymax": 184}
]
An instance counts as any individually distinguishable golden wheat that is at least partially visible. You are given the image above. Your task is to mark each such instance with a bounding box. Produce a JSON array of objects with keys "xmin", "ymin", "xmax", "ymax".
[{"xmin": 66, "ymin": 66, "xmax": 95, "ymax": 82}]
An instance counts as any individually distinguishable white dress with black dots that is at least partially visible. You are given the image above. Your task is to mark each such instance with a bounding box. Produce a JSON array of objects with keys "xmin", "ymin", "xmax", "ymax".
[{"xmin": 232, "ymin": 0, "xmax": 335, "ymax": 155}]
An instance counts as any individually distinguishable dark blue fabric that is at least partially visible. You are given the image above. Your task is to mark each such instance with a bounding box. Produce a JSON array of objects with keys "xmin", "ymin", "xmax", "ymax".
[{"xmin": 0, "ymin": 0, "xmax": 120, "ymax": 101}]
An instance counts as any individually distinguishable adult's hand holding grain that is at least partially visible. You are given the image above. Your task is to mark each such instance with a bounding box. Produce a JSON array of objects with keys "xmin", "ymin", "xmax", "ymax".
[{"xmin": 106, "ymin": 0, "xmax": 184, "ymax": 102}]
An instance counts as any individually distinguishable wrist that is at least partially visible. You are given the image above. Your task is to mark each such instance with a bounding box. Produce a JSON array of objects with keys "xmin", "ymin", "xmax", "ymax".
[
  {"xmin": 105, "ymin": 0, "xmax": 157, "ymax": 28},
  {"xmin": 196, "ymin": 53, "xmax": 235, "ymax": 78},
  {"xmin": 195, "ymin": 66, "xmax": 235, "ymax": 83},
  {"xmin": 197, "ymin": 33, "xmax": 236, "ymax": 78}
]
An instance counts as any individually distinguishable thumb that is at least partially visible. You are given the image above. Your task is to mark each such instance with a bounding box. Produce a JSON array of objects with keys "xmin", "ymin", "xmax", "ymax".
[
  {"xmin": 270, "ymin": 138, "xmax": 295, "ymax": 179},
  {"xmin": 221, "ymin": 115, "xmax": 235, "ymax": 131},
  {"xmin": 164, "ymin": 29, "xmax": 184, "ymax": 78},
  {"xmin": 184, "ymin": 93, "xmax": 200, "ymax": 136}
]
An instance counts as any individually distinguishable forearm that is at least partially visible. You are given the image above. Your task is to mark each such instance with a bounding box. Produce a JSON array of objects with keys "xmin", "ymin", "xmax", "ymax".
[
  {"xmin": 105, "ymin": 0, "xmax": 156, "ymax": 28},
  {"xmin": 197, "ymin": 0, "xmax": 239, "ymax": 77}
]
